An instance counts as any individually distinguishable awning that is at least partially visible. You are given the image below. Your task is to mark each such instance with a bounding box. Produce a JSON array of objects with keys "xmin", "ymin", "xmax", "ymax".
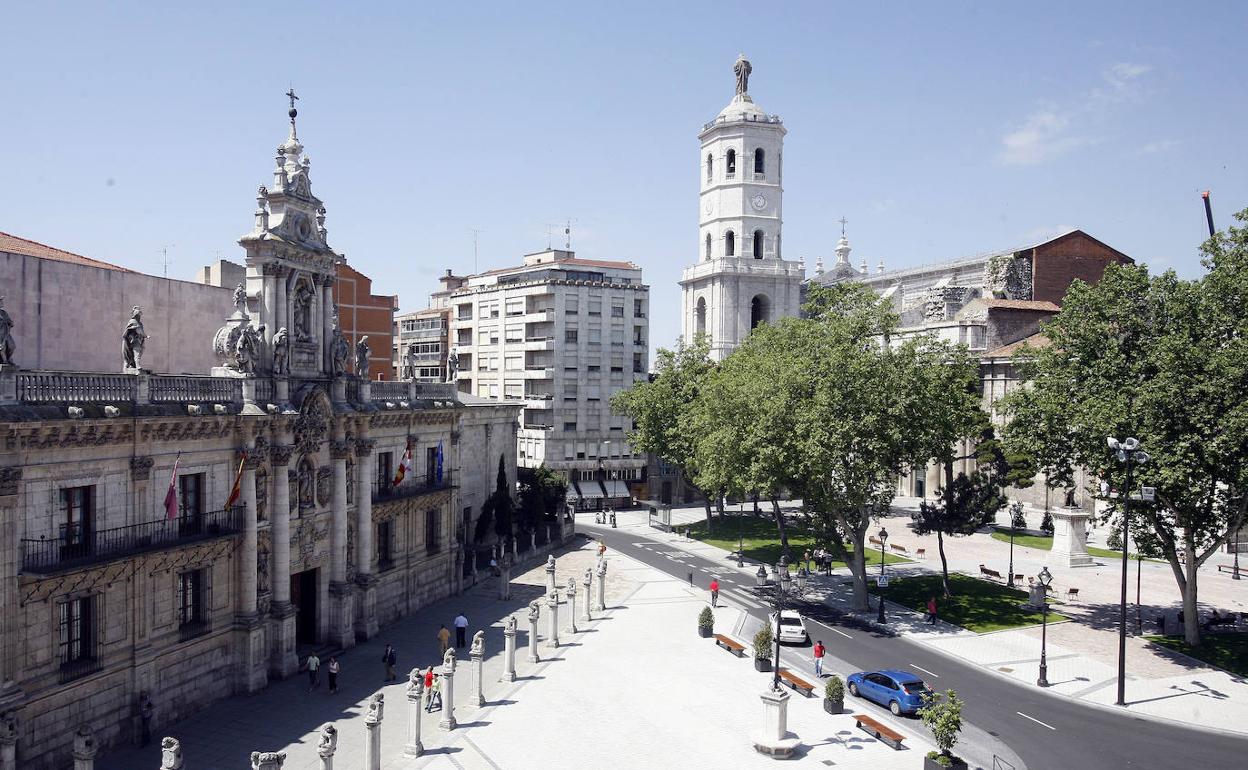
[
  {"xmin": 603, "ymin": 479, "xmax": 630, "ymax": 499},
  {"xmin": 566, "ymin": 483, "xmax": 581, "ymax": 501},
  {"xmin": 579, "ymin": 480, "xmax": 607, "ymax": 499}
]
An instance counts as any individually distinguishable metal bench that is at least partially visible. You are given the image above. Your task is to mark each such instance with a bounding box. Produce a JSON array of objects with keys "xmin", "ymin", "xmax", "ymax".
[
  {"xmin": 713, "ymin": 633, "xmax": 746, "ymax": 658},
  {"xmin": 853, "ymin": 713, "xmax": 906, "ymax": 749},
  {"xmin": 979, "ymin": 564, "xmax": 1003, "ymax": 580}
]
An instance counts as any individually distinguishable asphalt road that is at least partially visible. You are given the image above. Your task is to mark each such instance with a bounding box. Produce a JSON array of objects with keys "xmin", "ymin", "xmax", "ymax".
[{"xmin": 590, "ymin": 525, "xmax": 1248, "ymax": 770}]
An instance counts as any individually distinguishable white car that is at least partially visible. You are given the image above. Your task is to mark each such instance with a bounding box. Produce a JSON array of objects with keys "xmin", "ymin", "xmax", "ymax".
[{"xmin": 768, "ymin": 610, "xmax": 809, "ymax": 644}]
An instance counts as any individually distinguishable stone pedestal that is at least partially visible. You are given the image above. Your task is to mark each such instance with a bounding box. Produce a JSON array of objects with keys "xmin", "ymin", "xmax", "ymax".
[
  {"xmin": 358, "ymin": 379, "xmax": 372, "ymax": 405},
  {"xmin": 0, "ymin": 733, "xmax": 13, "ymax": 770},
  {"xmin": 526, "ymin": 603, "xmax": 541, "ymax": 664},
  {"xmin": 501, "ymin": 618, "xmax": 518, "ymax": 682},
  {"xmin": 251, "ymin": 750, "xmax": 286, "ymax": 769},
  {"xmin": 498, "ymin": 555, "xmax": 512, "ymax": 601},
  {"xmin": 544, "ymin": 555, "xmax": 557, "ymax": 594},
  {"xmin": 752, "ymin": 688, "xmax": 800, "ymax": 758},
  {"xmin": 404, "ymin": 671, "xmax": 424, "ymax": 757},
  {"xmin": 1048, "ymin": 507, "xmax": 1096, "ymax": 567},
  {"xmin": 331, "ymin": 377, "xmax": 347, "ymax": 405},
  {"xmin": 269, "ymin": 602, "xmax": 299, "ymax": 678},
  {"xmin": 565, "ymin": 579, "xmax": 577, "ymax": 634},
  {"xmin": 595, "ymin": 561, "xmax": 607, "ymax": 612},
  {"xmin": 328, "ymin": 581, "xmax": 355, "ymax": 650},
  {"xmin": 545, "ymin": 591, "xmax": 560, "ymax": 649},
  {"xmin": 363, "ymin": 694, "xmax": 383, "ymax": 770},
  {"xmin": 354, "ymin": 574, "xmax": 380, "ymax": 642},
  {"xmin": 438, "ymin": 659, "xmax": 457, "ymax": 731},
  {"xmin": 158, "ymin": 737, "xmax": 183, "ymax": 769},
  {"xmin": 1023, "ymin": 583, "xmax": 1049, "ymax": 611},
  {"xmin": 71, "ymin": 727, "xmax": 96, "ymax": 770},
  {"xmin": 316, "ymin": 724, "xmax": 337, "ymax": 770},
  {"xmin": 240, "ymin": 377, "xmax": 265, "ymax": 415},
  {"xmin": 582, "ymin": 570, "xmax": 593, "ymax": 623},
  {"xmin": 0, "ymin": 366, "xmax": 16, "ymax": 405},
  {"xmin": 235, "ymin": 614, "xmax": 269, "ymax": 693},
  {"xmin": 470, "ymin": 649, "xmax": 485, "ymax": 707},
  {"xmin": 274, "ymin": 377, "xmax": 291, "ymax": 410}
]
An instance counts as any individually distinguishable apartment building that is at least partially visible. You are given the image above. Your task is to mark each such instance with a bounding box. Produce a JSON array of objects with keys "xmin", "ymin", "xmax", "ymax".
[{"xmin": 392, "ymin": 271, "xmax": 466, "ymax": 382}]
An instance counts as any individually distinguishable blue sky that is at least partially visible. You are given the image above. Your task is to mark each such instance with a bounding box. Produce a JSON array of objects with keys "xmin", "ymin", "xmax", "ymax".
[{"xmin": 3, "ymin": 1, "xmax": 1246, "ymax": 355}]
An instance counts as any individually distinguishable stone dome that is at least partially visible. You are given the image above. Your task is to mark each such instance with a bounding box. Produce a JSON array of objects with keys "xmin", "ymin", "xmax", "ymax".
[{"xmin": 717, "ymin": 93, "xmax": 768, "ymax": 121}]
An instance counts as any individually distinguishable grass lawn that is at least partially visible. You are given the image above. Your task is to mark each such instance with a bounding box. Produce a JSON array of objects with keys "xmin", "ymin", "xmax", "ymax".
[
  {"xmin": 682, "ymin": 514, "xmax": 910, "ymax": 570},
  {"xmin": 877, "ymin": 572, "xmax": 1067, "ymax": 633},
  {"xmin": 1146, "ymin": 633, "xmax": 1248, "ymax": 678},
  {"xmin": 990, "ymin": 528, "xmax": 1159, "ymax": 562}
]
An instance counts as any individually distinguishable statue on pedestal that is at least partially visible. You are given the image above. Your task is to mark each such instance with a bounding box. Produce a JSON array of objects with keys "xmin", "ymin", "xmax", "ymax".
[
  {"xmin": 330, "ymin": 330, "xmax": 349, "ymax": 377},
  {"xmin": 122, "ymin": 305, "xmax": 148, "ymax": 370},
  {"xmin": 0, "ymin": 295, "xmax": 15, "ymax": 366},
  {"xmin": 355, "ymin": 336, "xmax": 370, "ymax": 379},
  {"xmin": 470, "ymin": 630, "xmax": 485, "ymax": 656},
  {"xmin": 272, "ymin": 327, "xmax": 290, "ymax": 375}
]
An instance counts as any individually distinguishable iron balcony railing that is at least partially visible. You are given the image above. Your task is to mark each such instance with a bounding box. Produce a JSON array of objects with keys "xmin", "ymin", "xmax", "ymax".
[
  {"xmin": 21, "ymin": 507, "xmax": 243, "ymax": 574},
  {"xmin": 59, "ymin": 655, "xmax": 101, "ymax": 684},
  {"xmin": 371, "ymin": 471, "xmax": 454, "ymax": 503},
  {"xmin": 178, "ymin": 619, "xmax": 210, "ymax": 643}
]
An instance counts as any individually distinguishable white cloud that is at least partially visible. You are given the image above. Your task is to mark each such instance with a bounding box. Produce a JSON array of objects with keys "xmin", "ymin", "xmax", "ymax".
[
  {"xmin": 999, "ymin": 109, "xmax": 1086, "ymax": 166},
  {"xmin": 1140, "ymin": 139, "xmax": 1179, "ymax": 155},
  {"xmin": 1104, "ymin": 62, "xmax": 1151, "ymax": 90}
]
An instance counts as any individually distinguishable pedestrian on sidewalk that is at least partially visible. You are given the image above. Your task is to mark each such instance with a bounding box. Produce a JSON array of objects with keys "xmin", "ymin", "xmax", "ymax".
[
  {"xmin": 327, "ymin": 656, "xmax": 340, "ymax": 694},
  {"xmin": 804, "ymin": 549, "xmax": 813, "ymax": 573},
  {"xmin": 926, "ymin": 596, "xmax": 938, "ymax": 625},
  {"xmin": 454, "ymin": 612, "xmax": 469, "ymax": 649},
  {"xmin": 306, "ymin": 651, "xmax": 321, "ymax": 691},
  {"xmin": 381, "ymin": 638, "xmax": 396, "ymax": 683},
  {"xmin": 597, "ymin": 539, "xmax": 607, "ymax": 559},
  {"xmin": 437, "ymin": 624, "xmax": 451, "ymax": 654},
  {"xmin": 709, "ymin": 577, "xmax": 719, "ymax": 608},
  {"xmin": 429, "ymin": 673, "xmax": 443, "ymax": 712},
  {"xmin": 423, "ymin": 666, "xmax": 435, "ymax": 710},
  {"xmin": 813, "ymin": 640, "xmax": 826, "ymax": 677}
]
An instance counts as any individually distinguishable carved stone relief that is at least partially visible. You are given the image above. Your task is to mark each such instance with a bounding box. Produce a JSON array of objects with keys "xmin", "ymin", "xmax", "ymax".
[
  {"xmin": 129, "ymin": 456, "xmax": 154, "ymax": 482},
  {"xmin": 316, "ymin": 467, "xmax": 332, "ymax": 507},
  {"xmin": 255, "ymin": 466, "xmax": 269, "ymax": 522},
  {"xmin": 297, "ymin": 456, "xmax": 316, "ymax": 510}
]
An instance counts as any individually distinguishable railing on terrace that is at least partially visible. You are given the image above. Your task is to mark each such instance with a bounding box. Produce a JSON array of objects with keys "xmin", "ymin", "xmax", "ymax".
[
  {"xmin": 21, "ymin": 506, "xmax": 243, "ymax": 574},
  {"xmin": 370, "ymin": 381, "xmax": 409, "ymax": 400},
  {"xmin": 254, "ymin": 378, "xmax": 275, "ymax": 403},
  {"xmin": 371, "ymin": 471, "xmax": 454, "ymax": 503},
  {"xmin": 150, "ymin": 375, "xmax": 241, "ymax": 403},
  {"xmin": 16, "ymin": 372, "xmax": 137, "ymax": 404},
  {"xmin": 59, "ymin": 656, "xmax": 101, "ymax": 684}
]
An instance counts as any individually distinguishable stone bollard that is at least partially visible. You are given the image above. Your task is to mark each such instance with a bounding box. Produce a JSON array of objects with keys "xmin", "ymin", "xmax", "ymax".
[
  {"xmin": 501, "ymin": 615, "xmax": 518, "ymax": 682},
  {"xmin": 582, "ymin": 568, "xmax": 593, "ymax": 623},
  {"xmin": 251, "ymin": 750, "xmax": 287, "ymax": 770},
  {"xmin": 544, "ymin": 554, "xmax": 557, "ymax": 595},
  {"xmin": 404, "ymin": 669, "xmax": 424, "ymax": 757},
  {"xmin": 72, "ymin": 727, "xmax": 96, "ymax": 770},
  {"xmin": 470, "ymin": 630, "xmax": 486, "ymax": 707},
  {"xmin": 159, "ymin": 737, "xmax": 184, "ymax": 770},
  {"xmin": 363, "ymin": 693, "xmax": 383, "ymax": 770},
  {"xmin": 439, "ymin": 648, "xmax": 458, "ymax": 731},
  {"xmin": 498, "ymin": 553, "xmax": 512, "ymax": 601},
  {"xmin": 526, "ymin": 600, "xmax": 541, "ymax": 664},
  {"xmin": 0, "ymin": 712, "xmax": 17, "ymax": 770},
  {"xmin": 316, "ymin": 724, "xmax": 338, "ymax": 770},
  {"xmin": 595, "ymin": 559, "xmax": 607, "ymax": 612},
  {"xmin": 545, "ymin": 589, "xmax": 560, "ymax": 648},
  {"xmin": 566, "ymin": 577, "xmax": 578, "ymax": 634}
]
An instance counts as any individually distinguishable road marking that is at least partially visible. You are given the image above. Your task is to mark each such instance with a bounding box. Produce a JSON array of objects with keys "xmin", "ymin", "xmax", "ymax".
[
  {"xmin": 911, "ymin": 664, "xmax": 939, "ymax": 678},
  {"xmin": 831, "ymin": 628, "xmax": 852, "ymax": 639},
  {"xmin": 1016, "ymin": 711, "xmax": 1056, "ymax": 730}
]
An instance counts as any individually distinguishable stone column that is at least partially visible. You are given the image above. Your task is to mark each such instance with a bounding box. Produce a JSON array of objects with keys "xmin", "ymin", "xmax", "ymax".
[
  {"xmin": 158, "ymin": 737, "xmax": 183, "ymax": 770},
  {"xmin": 544, "ymin": 554, "xmax": 557, "ymax": 594},
  {"xmin": 322, "ymin": 277, "xmax": 335, "ymax": 372},
  {"xmin": 269, "ymin": 444, "xmax": 298, "ymax": 677},
  {"xmin": 565, "ymin": 578, "xmax": 578, "ymax": 634},
  {"xmin": 274, "ymin": 267, "xmax": 288, "ymax": 341},
  {"xmin": 469, "ymin": 632, "xmax": 485, "ymax": 707},
  {"xmin": 582, "ymin": 569, "xmax": 592, "ymax": 623},
  {"xmin": 262, "ymin": 271, "xmax": 277, "ymax": 366},
  {"xmin": 545, "ymin": 590, "xmax": 560, "ymax": 649},
  {"xmin": 0, "ymin": 713, "xmax": 15, "ymax": 770},
  {"xmin": 526, "ymin": 600, "xmax": 541, "ymax": 664},
  {"xmin": 498, "ymin": 553, "xmax": 512, "ymax": 601},
  {"xmin": 500, "ymin": 615, "xmax": 517, "ymax": 682},
  {"xmin": 752, "ymin": 688, "xmax": 799, "ymax": 758},
  {"xmin": 353, "ymin": 437, "xmax": 379, "ymax": 640},
  {"xmin": 595, "ymin": 560, "xmax": 607, "ymax": 612},
  {"xmin": 238, "ymin": 449, "xmax": 268, "ymax": 692},
  {"xmin": 328, "ymin": 439, "xmax": 355, "ymax": 650},
  {"xmin": 404, "ymin": 669, "xmax": 424, "ymax": 758},
  {"xmin": 71, "ymin": 727, "xmax": 96, "ymax": 770},
  {"xmin": 438, "ymin": 652, "xmax": 457, "ymax": 731},
  {"xmin": 251, "ymin": 750, "xmax": 287, "ymax": 770},
  {"xmin": 363, "ymin": 693, "xmax": 383, "ymax": 770},
  {"xmin": 316, "ymin": 724, "xmax": 337, "ymax": 770}
]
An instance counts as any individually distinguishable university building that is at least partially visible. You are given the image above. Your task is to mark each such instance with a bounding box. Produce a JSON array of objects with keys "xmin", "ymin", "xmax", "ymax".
[{"xmin": 0, "ymin": 105, "xmax": 522, "ymax": 769}]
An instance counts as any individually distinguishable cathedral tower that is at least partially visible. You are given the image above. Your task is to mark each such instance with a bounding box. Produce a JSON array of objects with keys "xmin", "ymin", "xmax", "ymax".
[{"xmin": 679, "ymin": 55, "xmax": 804, "ymax": 360}]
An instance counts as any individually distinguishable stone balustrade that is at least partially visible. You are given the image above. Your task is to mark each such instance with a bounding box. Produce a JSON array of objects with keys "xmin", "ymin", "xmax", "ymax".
[
  {"xmin": 149, "ymin": 375, "xmax": 241, "ymax": 404},
  {"xmin": 15, "ymin": 371, "xmax": 137, "ymax": 404}
]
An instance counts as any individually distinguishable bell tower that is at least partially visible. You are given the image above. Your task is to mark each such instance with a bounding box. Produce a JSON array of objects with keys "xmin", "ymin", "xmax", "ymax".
[{"xmin": 679, "ymin": 55, "xmax": 804, "ymax": 361}]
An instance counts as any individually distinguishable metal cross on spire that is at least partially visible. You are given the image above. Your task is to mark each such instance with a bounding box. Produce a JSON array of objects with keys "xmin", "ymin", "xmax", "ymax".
[
  {"xmin": 286, "ymin": 87, "xmax": 300, "ymax": 137},
  {"xmin": 838, "ymin": 217, "xmax": 848, "ymax": 236}
]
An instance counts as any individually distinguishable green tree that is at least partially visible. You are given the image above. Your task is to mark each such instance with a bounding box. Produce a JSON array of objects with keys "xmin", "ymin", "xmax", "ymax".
[
  {"xmin": 612, "ymin": 337, "xmax": 718, "ymax": 529},
  {"xmin": 919, "ymin": 689, "xmax": 965, "ymax": 762},
  {"xmin": 491, "ymin": 454, "xmax": 514, "ymax": 544},
  {"xmin": 517, "ymin": 465, "xmax": 568, "ymax": 532},
  {"xmin": 1004, "ymin": 215, "xmax": 1248, "ymax": 645}
]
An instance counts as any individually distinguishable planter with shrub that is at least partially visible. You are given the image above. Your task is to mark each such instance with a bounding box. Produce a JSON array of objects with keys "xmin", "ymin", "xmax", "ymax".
[
  {"xmin": 752, "ymin": 626, "xmax": 773, "ymax": 672},
  {"xmin": 823, "ymin": 674, "xmax": 844, "ymax": 714},
  {"xmin": 698, "ymin": 606, "xmax": 714, "ymax": 638},
  {"xmin": 919, "ymin": 689, "xmax": 966, "ymax": 770}
]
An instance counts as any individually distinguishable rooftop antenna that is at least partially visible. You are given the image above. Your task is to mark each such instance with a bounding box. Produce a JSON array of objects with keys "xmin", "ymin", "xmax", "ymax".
[
  {"xmin": 160, "ymin": 244, "xmax": 175, "ymax": 278},
  {"xmin": 564, "ymin": 219, "xmax": 572, "ymax": 250},
  {"xmin": 469, "ymin": 228, "xmax": 483, "ymax": 273},
  {"xmin": 545, "ymin": 223, "xmax": 557, "ymax": 250}
]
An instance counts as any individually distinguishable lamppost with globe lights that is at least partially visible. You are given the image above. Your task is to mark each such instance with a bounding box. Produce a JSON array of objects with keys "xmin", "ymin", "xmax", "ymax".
[
  {"xmin": 768, "ymin": 557, "xmax": 807, "ymax": 692},
  {"xmin": 876, "ymin": 527, "xmax": 889, "ymax": 623},
  {"xmin": 1035, "ymin": 566, "xmax": 1053, "ymax": 687},
  {"xmin": 1107, "ymin": 436, "xmax": 1150, "ymax": 707}
]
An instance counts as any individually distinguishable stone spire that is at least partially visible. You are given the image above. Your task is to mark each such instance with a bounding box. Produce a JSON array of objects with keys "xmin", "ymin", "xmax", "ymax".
[
  {"xmin": 835, "ymin": 234, "xmax": 851, "ymax": 266},
  {"xmin": 814, "ymin": 256, "xmax": 824, "ymax": 276}
]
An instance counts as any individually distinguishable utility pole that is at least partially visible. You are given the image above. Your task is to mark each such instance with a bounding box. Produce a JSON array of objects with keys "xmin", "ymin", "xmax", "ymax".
[{"xmin": 469, "ymin": 228, "xmax": 482, "ymax": 274}]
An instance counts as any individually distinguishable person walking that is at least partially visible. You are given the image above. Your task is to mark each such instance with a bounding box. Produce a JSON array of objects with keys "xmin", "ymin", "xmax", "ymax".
[
  {"xmin": 597, "ymin": 539, "xmax": 607, "ymax": 559},
  {"xmin": 306, "ymin": 651, "xmax": 321, "ymax": 691},
  {"xmin": 437, "ymin": 624, "xmax": 451, "ymax": 654},
  {"xmin": 804, "ymin": 549, "xmax": 813, "ymax": 573},
  {"xmin": 926, "ymin": 596, "xmax": 938, "ymax": 625},
  {"xmin": 423, "ymin": 666, "xmax": 436, "ymax": 711},
  {"xmin": 382, "ymin": 643, "xmax": 398, "ymax": 681},
  {"xmin": 454, "ymin": 613, "xmax": 469, "ymax": 649},
  {"xmin": 327, "ymin": 656, "xmax": 340, "ymax": 694},
  {"xmin": 813, "ymin": 640, "xmax": 826, "ymax": 677},
  {"xmin": 429, "ymin": 673, "xmax": 443, "ymax": 712},
  {"xmin": 709, "ymin": 577, "xmax": 719, "ymax": 608}
]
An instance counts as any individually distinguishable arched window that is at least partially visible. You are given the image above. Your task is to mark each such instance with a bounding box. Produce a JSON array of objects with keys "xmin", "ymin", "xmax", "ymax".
[
  {"xmin": 725, "ymin": 230, "xmax": 735, "ymax": 257},
  {"xmin": 750, "ymin": 295, "xmax": 770, "ymax": 329},
  {"xmin": 754, "ymin": 148, "xmax": 765, "ymax": 176},
  {"xmin": 752, "ymin": 230, "xmax": 764, "ymax": 259},
  {"xmin": 695, "ymin": 297, "xmax": 707, "ymax": 337},
  {"xmin": 726, "ymin": 149, "xmax": 736, "ymax": 177},
  {"xmin": 706, "ymin": 153, "xmax": 713, "ymax": 182},
  {"xmin": 776, "ymin": 233, "xmax": 781, "ymax": 259},
  {"xmin": 705, "ymin": 233, "xmax": 712, "ymax": 260}
]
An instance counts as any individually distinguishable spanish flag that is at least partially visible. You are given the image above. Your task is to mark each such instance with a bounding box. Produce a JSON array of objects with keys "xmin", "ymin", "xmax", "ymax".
[
  {"xmin": 393, "ymin": 440, "xmax": 413, "ymax": 486},
  {"xmin": 163, "ymin": 452, "xmax": 182, "ymax": 520},
  {"xmin": 224, "ymin": 451, "xmax": 247, "ymax": 509}
]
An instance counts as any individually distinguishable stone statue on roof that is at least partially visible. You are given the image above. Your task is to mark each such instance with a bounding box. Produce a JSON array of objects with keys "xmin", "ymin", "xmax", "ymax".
[
  {"xmin": 122, "ymin": 306, "xmax": 148, "ymax": 371},
  {"xmin": 0, "ymin": 296, "xmax": 15, "ymax": 366},
  {"xmin": 734, "ymin": 54, "xmax": 752, "ymax": 95}
]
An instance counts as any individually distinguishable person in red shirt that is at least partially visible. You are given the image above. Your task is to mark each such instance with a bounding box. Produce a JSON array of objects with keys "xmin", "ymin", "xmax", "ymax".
[
  {"xmin": 926, "ymin": 595, "xmax": 938, "ymax": 625},
  {"xmin": 709, "ymin": 578, "xmax": 719, "ymax": 608},
  {"xmin": 813, "ymin": 640, "xmax": 826, "ymax": 677}
]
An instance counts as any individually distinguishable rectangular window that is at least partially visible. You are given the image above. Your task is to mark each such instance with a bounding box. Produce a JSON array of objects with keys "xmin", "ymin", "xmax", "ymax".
[
  {"xmin": 504, "ymin": 381, "xmax": 523, "ymax": 399},
  {"xmin": 426, "ymin": 446, "xmax": 438, "ymax": 485},
  {"xmin": 587, "ymin": 300, "xmax": 602, "ymax": 316},
  {"xmin": 504, "ymin": 354, "xmax": 523, "ymax": 370},
  {"xmin": 564, "ymin": 383, "xmax": 578, "ymax": 400},
  {"xmin": 58, "ymin": 595, "xmax": 96, "ymax": 681},
  {"xmin": 376, "ymin": 519, "xmax": 394, "ymax": 570},
  {"xmin": 457, "ymin": 330, "xmax": 472, "ymax": 346},
  {"xmin": 505, "ymin": 324, "xmax": 523, "ymax": 342},
  {"xmin": 634, "ymin": 353, "xmax": 645, "ymax": 373},
  {"xmin": 425, "ymin": 509, "xmax": 441, "ymax": 554},
  {"xmin": 634, "ymin": 328, "xmax": 645, "ymax": 345},
  {"xmin": 61, "ymin": 486, "xmax": 93, "ymax": 557},
  {"xmin": 610, "ymin": 327, "xmax": 625, "ymax": 346},
  {"xmin": 587, "ymin": 364, "xmax": 600, "ymax": 373},
  {"xmin": 564, "ymin": 328, "xmax": 578, "ymax": 344},
  {"xmin": 611, "ymin": 305, "xmax": 624, "ymax": 318},
  {"xmin": 376, "ymin": 451, "xmax": 394, "ymax": 490},
  {"xmin": 563, "ymin": 421, "xmax": 578, "ymax": 432},
  {"xmin": 505, "ymin": 298, "xmax": 525, "ymax": 316},
  {"xmin": 457, "ymin": 304, "xmax": 473, "ymax": 320},
  {"xmin": 177, "ymin": 569, "xmax": 207, "ymax": 640},
  {"xmin": 634, "ymin": 299, "xmax": 645, "ymax": 318},
  {"xmin": 565, "ymin": 298, "xmax": 579, "ymax": 315},
  {"xmin": 179, "ymin": 473, "xmax": 205, "ymax": 533},
  {"xmin": 588, "ymin": 326, "xmax": 601, "ymax": 344}
]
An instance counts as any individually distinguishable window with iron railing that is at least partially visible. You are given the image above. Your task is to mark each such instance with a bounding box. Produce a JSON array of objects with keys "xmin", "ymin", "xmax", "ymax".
[
  {"xmin": 425, "ymin": 509, "xmax": 441, "ymax": 554},
  {"xmin": 58, "ymin": 594, "xmax": 97, "ymax": 682},
  {"xmin": 377, "ymin": 519, "xmax": 395, "ymax": 571},
  {"xmin": 178, "ymin": 569, "xmax": 208, "ymax": 641}
]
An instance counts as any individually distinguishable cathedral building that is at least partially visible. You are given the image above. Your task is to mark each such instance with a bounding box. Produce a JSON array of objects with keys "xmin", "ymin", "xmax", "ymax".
[{"xmin": 0, "ymin": 101, "xmax": 524, "ymax": 769}]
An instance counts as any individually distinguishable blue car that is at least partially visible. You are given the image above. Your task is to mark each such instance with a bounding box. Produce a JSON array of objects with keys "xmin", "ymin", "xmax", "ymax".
[{"xmin": 846, "ymin": 669, "xmax": 932, "ymax": 716}]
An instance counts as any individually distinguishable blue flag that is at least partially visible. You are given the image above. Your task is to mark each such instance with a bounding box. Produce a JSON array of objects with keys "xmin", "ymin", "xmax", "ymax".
[{"xmin": 436, "ymin": 440, "xmax": 444, "ymax": 483}]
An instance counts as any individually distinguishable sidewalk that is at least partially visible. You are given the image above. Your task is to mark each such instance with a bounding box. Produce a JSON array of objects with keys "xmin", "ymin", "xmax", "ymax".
[
  {"xmin": 99, "ymin": 533, "xmax": 937, "ymax": 770},
  {"xmin": 617, "ymin": 505, "xmax": 1248, "ymax": 737}
]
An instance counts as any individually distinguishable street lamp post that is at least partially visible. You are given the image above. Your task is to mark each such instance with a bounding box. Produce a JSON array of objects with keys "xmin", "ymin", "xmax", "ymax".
[
  {"xmin": 1107, "ymin": 436, "xmax": 1150, "ymax": 707},
  {"xmin": 1233, "ymin": 525, "xmax": 1242, "ymax": 581},
  {"xmin": 773, "ymin": 557, "xmax": 790, "ymax": 691},
  {"xmin": 1036, "ymin": 566, "xmax": 1053, "ymax": 687},
  {"xmin": 1007, "ymin": 502, "xmax": 1019, "ymax": 589},
  {"xmin": 876, "ymin": 527, "xmax": 889, "ymax": 624}
]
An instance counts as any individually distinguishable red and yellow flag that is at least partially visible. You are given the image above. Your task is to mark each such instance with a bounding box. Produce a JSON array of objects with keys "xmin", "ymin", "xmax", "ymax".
[{"xmin": 224, "ymin": 451, "xmax": 247, "ymax": 509}]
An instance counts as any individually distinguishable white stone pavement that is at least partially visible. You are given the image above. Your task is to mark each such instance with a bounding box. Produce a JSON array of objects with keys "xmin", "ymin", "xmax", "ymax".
[{"xmin": 626, "ymin": 504, "xmax": 1248, "ymax": 737}]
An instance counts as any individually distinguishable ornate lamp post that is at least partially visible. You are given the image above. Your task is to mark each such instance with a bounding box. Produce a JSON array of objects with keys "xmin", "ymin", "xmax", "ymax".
[
  {"xmin": 876, "ymin": 527, "xmax": 889, "ymax": 624},
  {"xmin": 738, "ymin": 498, "xmax": 745, "ymax": 568},
  {"xmin": 773, "ymin": 558, "xmax": 789, "ymax": 691},
  {"xmin": 1036, "ymin": 566, "xmax": 1053, "ymax": 687},
  {"xmin": 1007, "ymin": 502, "xmax": 1020, "ymax": 588},
  {"xmin": 1107, "ymin": 436, "xmax": 1149, "ymax": 707}
]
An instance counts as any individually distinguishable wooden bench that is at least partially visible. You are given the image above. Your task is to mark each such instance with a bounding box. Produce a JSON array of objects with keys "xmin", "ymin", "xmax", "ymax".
[
  {"xmin": 869, "ymin": 536, "xmax": 883, "ymax": 547},
  {"xmin": 890, "ymin": 544, "xmax": 908, "ymax": 554},
  {"xmin": 1217, "ymin": 564, "xmax": 1248, "ymax": 578},
  {"xmin": 979, "ymin": 564, "xmax": 1003, "ymax": 581},
  {"xmin": 713, "ymin": 633, "xmax": 746, "ymax": 658},
  {"xmin": 1013, "ymin": 574, "xmax": 1025, "ymax": 584},
  {"xmin": 1066, "ymin": 587, "xmax": 1080, "ymax": 601},
  {"xmin": 915, "ymin": 548, "xmax": 926, "ymax": 559},
  {"xmin": 778, "ymin": 669, "xmax": 816, "ymax": 697},
  {"xmin": 853, "ymin": 713, "xmax": 906, "ymax": 749}
]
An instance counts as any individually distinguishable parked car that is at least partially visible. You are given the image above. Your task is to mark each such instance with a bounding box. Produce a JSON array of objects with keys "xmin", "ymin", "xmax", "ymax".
[
  {"xmin": 846, "ymin": 669, "xmax": 932, "ymax": 715},
  {"xmin": 767, "ymin": 610, "xmax": 809, "ymax": 644}
]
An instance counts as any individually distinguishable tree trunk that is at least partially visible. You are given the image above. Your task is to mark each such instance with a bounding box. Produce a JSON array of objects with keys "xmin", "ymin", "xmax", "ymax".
[
  {"xmin": 715, "ymin": 492, "xmax": 726, "ymax": 520},
  {"xmin": 770, "ymin": 498, "xmax": 791, "ymax": 562},
  {"xmin": 849, "ymin": 543, "xmax": 869, "ymax": 612},
  {"xmin": 1183, "ymin": 528, "xmax": 1201, "ymax": 646},
  {"xmin": 703, "ymin": 498, "xmax": 714, "ymax": 534},
  {"xmin": 753, "ymin": 493, "xmax": 762, "ymax": 516},
  {"xmin": 936, "ymin": 530, "xmax": 951, "ymax": 597}
]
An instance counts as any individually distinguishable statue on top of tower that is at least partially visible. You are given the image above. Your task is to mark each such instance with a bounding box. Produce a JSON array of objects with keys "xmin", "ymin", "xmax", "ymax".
[{"xmin": 734, "ymin": 54, "xmax": 752, "ymax": 96}]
